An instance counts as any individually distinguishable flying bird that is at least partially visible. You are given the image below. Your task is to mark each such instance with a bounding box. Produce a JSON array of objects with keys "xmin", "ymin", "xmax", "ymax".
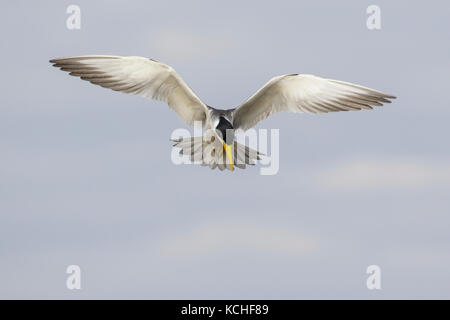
[{"xmin": 50, "ymin": 55, "xmax": 396, "ymax": 171}]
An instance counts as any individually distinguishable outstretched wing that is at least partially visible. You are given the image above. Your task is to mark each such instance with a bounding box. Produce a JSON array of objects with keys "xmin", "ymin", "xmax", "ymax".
[
  {"xmin": 50, "ymin": 55, "xmax": 208, "ymax": 125},
  {"xmin": 233, "ymin": 74, "xmax": 396, "ymax": 130}
]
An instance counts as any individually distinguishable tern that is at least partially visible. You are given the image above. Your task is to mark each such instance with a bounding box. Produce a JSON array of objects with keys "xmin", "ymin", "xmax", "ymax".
[{"xmin": 50, "ymin": 55, "xmax": 395, "ymax": 171}]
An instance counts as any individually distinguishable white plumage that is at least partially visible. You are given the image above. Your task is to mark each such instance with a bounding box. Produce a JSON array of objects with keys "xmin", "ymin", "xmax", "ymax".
[{"xmin": 50, "ymin": 55, "xmax": 395, "ymax": 171}]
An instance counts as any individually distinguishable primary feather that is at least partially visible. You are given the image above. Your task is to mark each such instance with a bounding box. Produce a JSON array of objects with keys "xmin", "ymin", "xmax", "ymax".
[
  {"xmin": 233, "ymin": 74, "xmax": 396, "ymax": 130},
  {"xmin": 50, "ymin": 55, "xmax": 208, "ymax": 126}
]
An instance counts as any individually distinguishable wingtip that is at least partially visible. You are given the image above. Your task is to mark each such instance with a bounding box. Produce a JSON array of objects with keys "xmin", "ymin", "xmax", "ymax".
[
  {"xmin": 384, "ymin": 93, "xmax": 397, "ymax": 99},
  {"xmin": 383, "ymin": 93, "xmax": 397, "ymax": 102},
  {"xmin": 49, "ymin": 58, "xmax": 61, "ymax": 66}
]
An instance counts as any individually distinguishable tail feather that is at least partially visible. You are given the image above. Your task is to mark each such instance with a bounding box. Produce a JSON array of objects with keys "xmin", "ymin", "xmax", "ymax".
[{"xmin": 171, "ymin": 136, "xmax": 262, "ymax": 170}]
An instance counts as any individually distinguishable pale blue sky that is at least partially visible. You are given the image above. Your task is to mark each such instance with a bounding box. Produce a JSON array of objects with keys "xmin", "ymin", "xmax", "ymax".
[{"xmin": 1, "ymin": 0, "xmax": 449, "ymax": 298}]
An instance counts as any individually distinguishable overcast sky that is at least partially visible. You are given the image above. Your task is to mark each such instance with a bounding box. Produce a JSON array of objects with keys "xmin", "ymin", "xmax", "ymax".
[{"xmin": 1, "ymin": 0, "xmax": 450, "ymax": 299}]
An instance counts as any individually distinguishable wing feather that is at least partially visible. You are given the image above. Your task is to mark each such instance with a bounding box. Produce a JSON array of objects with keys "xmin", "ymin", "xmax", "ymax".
[
  {"xmin": 233, "ymin": 74, "xmax": 396, "ymax": 130},
  {"xmin": 50, "ymin": 55, "xmax": 207, "ymax": 126}
]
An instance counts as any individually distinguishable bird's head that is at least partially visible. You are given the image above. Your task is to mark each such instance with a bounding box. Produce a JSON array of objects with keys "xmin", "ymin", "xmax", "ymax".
[
  {"xmin": 214, "ymin": 116, "xmax": 235, "ymax": 171},
  {"xmin": 215, "ymin": 116, "xmax": 234, "ymax": 145}
]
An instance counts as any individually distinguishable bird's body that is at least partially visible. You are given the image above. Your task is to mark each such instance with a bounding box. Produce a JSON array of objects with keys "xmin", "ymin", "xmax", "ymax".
[
  {"xmin": 50, "ymin": 55, "xmax": 396, "ymax": 171},
  {"xmin": 172, "ymin": 106, "xmax": 260, "ymax": 171}
]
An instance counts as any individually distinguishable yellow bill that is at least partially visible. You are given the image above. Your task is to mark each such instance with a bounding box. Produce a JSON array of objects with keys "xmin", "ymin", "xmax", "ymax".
[{"xmin": 222, "ymin": 142, "xmax": 234, "ymax": 171}]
